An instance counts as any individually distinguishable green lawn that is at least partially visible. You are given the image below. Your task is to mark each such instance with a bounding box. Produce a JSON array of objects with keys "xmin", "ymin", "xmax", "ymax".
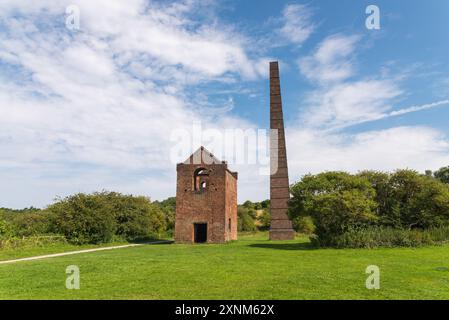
[
  {"xmin": 1, "ymin": 232, "xmax": 448, "ymax": 299},
  {"xmin": 0, "ymin": 241, "xmax": 128, "ymax": 261}
]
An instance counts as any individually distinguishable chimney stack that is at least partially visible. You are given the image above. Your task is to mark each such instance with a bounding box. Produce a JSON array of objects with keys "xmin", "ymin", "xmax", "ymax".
[{"xmin": 269, "ymin": 61, "xmax": 295, "ymax": 240}]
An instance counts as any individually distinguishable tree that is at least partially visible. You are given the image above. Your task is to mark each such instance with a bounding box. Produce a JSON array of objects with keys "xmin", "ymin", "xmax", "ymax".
[
  {"xmin": 293, "ymin": 216, "xmax": 315, "ymax": 234},
  {"xmin": 390, "ymin": 170, "xmax": 449, "ymax": 228},
  {"xmin": 109, "ymin": 193, "xmax": 166, "ymax": 241},
  {"xmin": 7, "ymin": 211, "xmax": 52, "ymax": 237},
  {"xmin": 0, "ymin": 218, "xmax": 12, "ymax": 239},
  {"xmin": 242, "ymin": 200, "xmax": 254, "ymax": 209},
  {"xmin": 357, "ymin": 171, "xmax": 398, "ymax": 226},
  {"xmin": 48, "ymin": 193, "xmax": 117, "ymax": 244},
  {"xmin": 257, "ymin": 209, "xmax": 271, "ymax": 230},
  {"xmin": 153, "ymin": 197, "xmax": 176, "ymax": 234},
  {"xmin": 289, "ymin": 172, "xmax": 378, "ymax": 246},
  {"xmin": 434, "ymin": 166, "xmax": 449, "ymax": 185},
  {"xmin": 260, "ymin": 200, "xmax": 270, "ymax": 209},
  {"xmin": 237, "ymin": 206, "xmax": 257, "ymax": 232},
  {"xmin": 48, "ymin": 192, "xmax": 166, "ymax": 244}
]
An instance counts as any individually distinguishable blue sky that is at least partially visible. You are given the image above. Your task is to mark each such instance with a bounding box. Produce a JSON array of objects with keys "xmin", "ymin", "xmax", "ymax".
[{"xmin": 0, "ymin": 0, "xmax": 449, "ymax": 208}]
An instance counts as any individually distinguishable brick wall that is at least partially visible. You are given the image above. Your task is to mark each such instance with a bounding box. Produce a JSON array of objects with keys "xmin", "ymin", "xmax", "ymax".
[{"xmin": 175, "ymin": 162, "xmax": 237, "ymax": 243}]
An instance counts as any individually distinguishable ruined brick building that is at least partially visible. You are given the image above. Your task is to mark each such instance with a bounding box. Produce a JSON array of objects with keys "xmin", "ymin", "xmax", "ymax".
[
  {"xmin": 175, "ymin": 147, "xmax": 238, "ymax": 243},
  {"xmin": 174, "ymin": 61, "xmax": 293, "ymax": 243}
]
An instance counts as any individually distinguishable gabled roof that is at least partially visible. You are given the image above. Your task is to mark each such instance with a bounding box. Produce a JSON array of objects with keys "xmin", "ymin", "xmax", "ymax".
[{"xmin": 183, "ymin": 146, "xmax": 223, "ymax": 165}]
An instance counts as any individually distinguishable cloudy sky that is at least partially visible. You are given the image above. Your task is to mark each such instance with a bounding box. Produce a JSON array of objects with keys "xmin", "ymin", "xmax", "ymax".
[{"xmin": 1, "ymin": 0, "xmax": 449, "ymax": 208}]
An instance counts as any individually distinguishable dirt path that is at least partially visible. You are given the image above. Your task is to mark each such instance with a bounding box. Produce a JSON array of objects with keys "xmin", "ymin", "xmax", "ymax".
[{"xmin": 0, "ymin": 240, "xmax": 172, "ymax": 265}]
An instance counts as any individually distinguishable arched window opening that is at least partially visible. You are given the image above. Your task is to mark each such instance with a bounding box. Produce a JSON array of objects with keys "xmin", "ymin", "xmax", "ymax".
[{"xmin": 193, "ymin": 168, "xmax": 209, "ymax": 191}]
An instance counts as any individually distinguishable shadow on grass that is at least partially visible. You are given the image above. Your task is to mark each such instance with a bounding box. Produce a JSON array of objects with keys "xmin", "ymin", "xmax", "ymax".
[
  {"xmin": 128, "ymin": 237, "xmax": 174, "ymax": 245},
  {"xmin": 248, "ymin": 242, "xmax": 317, "ymax": 251}
]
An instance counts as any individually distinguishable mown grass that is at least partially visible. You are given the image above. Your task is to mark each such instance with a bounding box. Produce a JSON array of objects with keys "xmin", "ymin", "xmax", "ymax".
[
  {"xmin": 0, "ymin": 232, "xmax": 448, "ymax": 299},
  {"xmin": 0, "ymin": 241, "xmax": 129, "ymax": 261}
]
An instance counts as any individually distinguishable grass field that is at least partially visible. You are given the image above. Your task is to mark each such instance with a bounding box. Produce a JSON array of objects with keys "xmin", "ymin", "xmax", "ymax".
[
  {"xmin": 1, "ymin": 232, "xmax": 448, "ymax": 299},
  {"xmin": 0, "ymin": 241, "xmax": 129, "ymax": 262}
]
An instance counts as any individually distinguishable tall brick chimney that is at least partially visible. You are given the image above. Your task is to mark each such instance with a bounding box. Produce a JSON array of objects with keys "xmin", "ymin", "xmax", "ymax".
[{"xmin": 269, "ymin": 61, "xmax": 295, "ymax": 240}]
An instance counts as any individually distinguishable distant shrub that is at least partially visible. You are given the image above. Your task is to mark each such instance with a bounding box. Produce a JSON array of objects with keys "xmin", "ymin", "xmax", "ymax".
[
  {"xmin": 256, "ymin": 209, "xmax": 271, "ymax": 231},
  {"xmin": 48, "ymin": 193, "xmax": 117, "ymax": 244},
  {"xmin": 7, "ymin": 211, "xmax": 52, "ymax": 237},
  {"xmin": 238, "ymin": 201, "xmax": 271, "ymax": 231},
  {"xmin": 0, "ymin": 218, "xmax": 13, "ymax": 239},
  {"xmin": 238, "ymin": 206, "xmax": 257, "ymax": 232},
  {"xmin": 434, "ymin": 166, "xmax": 449, "ymax": 185},
  {"xmin": 0, "ymin": 207, "xmax": 52, "ymax": 238},
  {"xmin": 0, "ymin": 235, "xmax": 67, "ymax": 250},
  {"xmin": 153, "ymin": 197, "xmax": 176, "ymax": 236},
  {"xmin": 317, "ymin": 226, "xmax": 449, "ymax": 248},
  {"xmin": 111, "ymin": 193, "xmax": 166, "ymax": 241}
]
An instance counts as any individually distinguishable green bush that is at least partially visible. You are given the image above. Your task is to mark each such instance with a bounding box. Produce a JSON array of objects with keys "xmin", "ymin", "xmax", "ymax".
[
  {"xmin": 238, "ymin": 200, "xmax": 271, "ymax": 231},
  {"xmin": 108, "ymin": 192, "xmax": 166, "ymax": 241},
  {"xmin": 389, "ymin": 170, "xmax": 449, "ymax": 228},
  {"xmin": 48, "ymin": 193, "xmax": 117, "ymax": 244},
  {"xmin": 7, "ymin": 211, "xmax": 52, "ymax": 237},
  {"xmin": 322, "ymin": 226, "xmax": 449, "ymax": 248},
  {"xmin": 434, "ymin": 166, "xmax": 449, "ymax": 185},
  {"xmin": 0, "ymin": 235, "xmax": 67, "ymax": 250},
  {"xmin": 237, "ymin": 206, "xmax": 257, "ymax": 232},
  {"xmin": 256, "ymin": 209, "xmax": 271, "ymax": 231},
  {"xmin": 360, "ymin": 170, "xmax": 449, "ymax": 229},
  {"xmin": 293, "ymin": 216, "xmax": 315, "ymax": 235},
  {"xmin": 0, "ymin": 207, "xmax": 52, "ymax": 237},
  {"xmin": 0, "ymin": 218, "xmax": 13, "ymax": 239},
  {"xmin": 47, "ymin": 192, "xmax": 166, "ymax": 244},
  {"xmin": 289, "ymin": 172, "xmax": 378, "ymax": 245},
  {"xmin": 358, "ymin": 171, "xmax": 397, "ymax": 226},
  {"xmin": 153, "ymin": 197, "xmax": 176, "ymax": 236},
  {"xmin": 290, "ymin": 170, "xmax": 449, "ymax": 248}
]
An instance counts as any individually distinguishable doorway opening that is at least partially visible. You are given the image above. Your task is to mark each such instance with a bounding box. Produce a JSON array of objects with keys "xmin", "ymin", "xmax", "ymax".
[{"xmin": 194, "ymin": 223, "xmax": 207, "ymax": 243}]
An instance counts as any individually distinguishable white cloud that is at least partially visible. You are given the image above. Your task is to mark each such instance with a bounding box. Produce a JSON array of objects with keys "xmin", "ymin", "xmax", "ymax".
[
  {"xmin": 299, "ymin": 34, "xmax": 360, "ymax": 83},
  {"xmin": 297, "ymin": 34, "xmax": 404, "ymax": 130},
  {"xmin": 286, "ymin": 31, "xmax": 449, "ymax": 191},
  {"xmin": 287, "ymin": 126, "xmax": 449, "ymax": 183},
  {"xmin": 297, "ymin": 34, "xmax": 449, "ymax": 131},
  {"xmin": 301, "ymin": 79, "xmax": 402, "ymax": 129},
  {"xmin": 279, "ymin": 4, "xmax": 315, "ymax": 45},
  {"xmin": 0, "ymin": 0, "xmax": 269, "ymax": 208},
  {"xmin": 1, "ymin": 2, "xmax": 448, "ymax": 208},
  {"xmin": 388, "ymin": 99, "xmax": 449, "ymax": 117}
]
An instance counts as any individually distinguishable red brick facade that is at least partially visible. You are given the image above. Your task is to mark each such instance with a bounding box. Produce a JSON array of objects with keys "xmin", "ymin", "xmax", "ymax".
[{"xmin": 175, "ymin": 147, "xmax": 238, "ymax": 243}]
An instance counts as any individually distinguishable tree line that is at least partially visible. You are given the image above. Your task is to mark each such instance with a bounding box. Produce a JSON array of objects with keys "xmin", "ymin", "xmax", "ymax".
[
  {"xmin": 2, "ymin": 166, "xmax": 449, "ymax": 248},
  {"xmin": 0, "ymin": 193, "xmax": 175, "ymax": 247},
  {"xmin": 0, "ymin": 195, "xmax": 271, "ymax": 247},
  {"xmin": 288, "ymin": 167, "xmax": 449, "ymax": 247}
]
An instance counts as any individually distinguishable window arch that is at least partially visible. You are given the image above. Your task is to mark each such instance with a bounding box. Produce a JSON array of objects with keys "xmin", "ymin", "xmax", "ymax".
[{"xmin": 193, "ymin": 168, "xmax": 209, "ymax": 191}]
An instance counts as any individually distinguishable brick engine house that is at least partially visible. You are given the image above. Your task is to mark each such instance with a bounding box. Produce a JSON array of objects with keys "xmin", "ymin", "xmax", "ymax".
[{"xmin": 175, "ymin": 146, "xmax": 238, "ymax": 243}]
